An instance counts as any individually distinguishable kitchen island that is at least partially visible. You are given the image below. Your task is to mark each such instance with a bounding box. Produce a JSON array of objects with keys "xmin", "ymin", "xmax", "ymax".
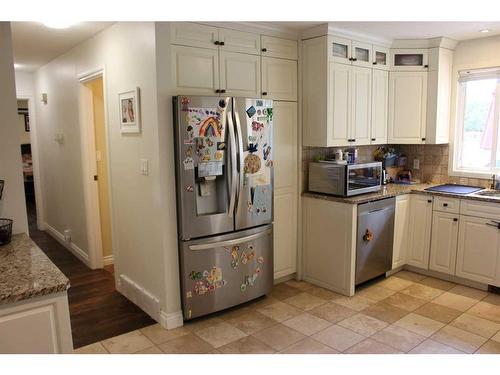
[{"xmin": 0, "ymin": 234, "xmax": 73, "ymax": 353}]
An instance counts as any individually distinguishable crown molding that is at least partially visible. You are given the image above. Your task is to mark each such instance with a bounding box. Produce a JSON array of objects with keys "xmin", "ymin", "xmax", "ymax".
[
  {"xmin": 391, "ymin": 37, "xmax": 458, "ymax": 50},
  {"xmin": 199, "ymin": 22, "xmax": 300, "ymax": 39},
  {"xmin": 300, "ymin": 22, "xmax": 393, "ymax": 46}
]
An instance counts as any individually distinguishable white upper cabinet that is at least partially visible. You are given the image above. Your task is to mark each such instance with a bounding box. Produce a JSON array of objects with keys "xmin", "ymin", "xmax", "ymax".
[
  {"xmin": 407, "ymin": 194, "xmax": 433, "ymax": 269},
  {"xmin": 330, "ymin": 36, "xmax": 352, "ymax": 64},
  {"xmin": 274, "ymin": 102, "xmax": 298, "ymax": 192},
  {"xmin": 351, "ymin": 40, "xmax": 373, "ymax": 68},
  {"xmin": 171, "ymin": 45, "xmax": 220, "ymax": 95},
  {"xmin": 429, "ymin": 211, "xmax": 459, "ymax": 275},
  {"xmin": 350, "ymin": 66, "xmax": 372, "ymax": 145},
  {"xmin": 390, "ymin": 48, "xmax": 429, "ymax": 71},
  {"xmin": 262, "ymin": 57, "xmax": 297, "ymax": 101},
  {"xmin": 218, "ymin": 28, "xmax": 261, "ymax": 55},
  {"xmin": 372, "ymin": 45, "xmax": 390, "ymax": 70},
  {"xmin": 371, "ymin": 69, "xmax": 389, "ymax": 144},
  {"xmin": 261, "ymin": 36, "xmax": 298, "ymax": 60},
  {"xmin": 219, "ymin": 51, "xmax": 260, "ymax": 97},
  {"xmin": 328, "ymin": 62, "xmax": 351, "ymax": 146},
  {"xmin": 388, "ymin": 71, "xmax": 428, "ymax": 144},
  {"xmin": 170, "ymin": 23, "xmax": 219, "ymax": 49}
]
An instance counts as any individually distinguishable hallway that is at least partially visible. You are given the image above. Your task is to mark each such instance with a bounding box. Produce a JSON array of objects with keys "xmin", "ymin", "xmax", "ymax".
[{"xmin": 26, "ymin": 202, "xmax": 155, "ymax": 348}]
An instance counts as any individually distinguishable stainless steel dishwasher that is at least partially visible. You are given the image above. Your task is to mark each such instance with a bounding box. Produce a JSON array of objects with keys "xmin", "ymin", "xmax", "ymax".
[{"xmin": 356, "ymin": 197, "xmax": 395, "ymax": 285}]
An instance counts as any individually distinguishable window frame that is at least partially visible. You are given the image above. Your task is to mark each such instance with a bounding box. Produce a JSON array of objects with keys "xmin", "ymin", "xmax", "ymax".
[{"xmin": 452, "ymin": 69, "xmax": 500, "ymax": 179}]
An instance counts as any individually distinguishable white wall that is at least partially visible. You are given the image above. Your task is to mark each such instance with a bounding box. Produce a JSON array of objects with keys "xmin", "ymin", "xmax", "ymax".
[
  {"xmin": 0, "ymin": 22, "xmax": 28, "ymax": 235},
  {"xmin": 33, "ymin": 22, "xmax": 180, "ymax": 323}
]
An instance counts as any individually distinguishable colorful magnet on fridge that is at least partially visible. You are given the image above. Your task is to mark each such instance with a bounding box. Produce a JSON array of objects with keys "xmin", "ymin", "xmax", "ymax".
[
  {"xmin": 251, "ymin": 121, "xmax": 264, "ymax": 132},
  {"xmin": 265, "ymin": 159, "xmax": 273, "ymax": 167},
  {"xmin": 217, "ymin": 142, "xmax": 226, "ymax": 150},
  {"xmin": 202, "ymin": 270, "xmax": 209, "ymax": 277},
  {"xmin": 256, "ymin": 100, "xmax": 263, "ymax": 107},
  {"xmin": 246, "ymin": 106, "xmax": 256, "ymax": 118},
  {"xmin": 257, "ymin": 256, "xmax": 264, "ymax": 264},
  {"xmin": 189, "ymin": 271, "xmax": 202, "ymax": 280},
  {"xmin": 186, "ymin": 291, "xmax": 192, "ymax": 299},
  {"xmin": 183, "ymin": 157, "xmax": 194, "ymax": 170},
  {"xmin": 186, "ymin": 185, "xmax": 194, "ymax": 192},
  {"xmin": 214, "ymin": 151, "xmax": 224, "ymax": 161},
  {"xmin": 240, "ymin": 284, "xmax": 247, "ymax": 292},
  {"xmin": 263, "ymin": 144, "xmax": 271, "ymax": 160},
  {"xmin": 188, "ymin": 309, "xmax": 192, "ymax": 318},
  {"xmin": 181, "ymin": 96, "xmax": 190, "ymax": 105}
]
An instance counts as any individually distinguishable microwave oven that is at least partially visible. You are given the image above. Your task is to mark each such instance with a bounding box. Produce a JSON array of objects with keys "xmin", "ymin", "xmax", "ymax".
[{"xmin": 308, "ymin": 161, "xmax": 383, "ymax": 197}]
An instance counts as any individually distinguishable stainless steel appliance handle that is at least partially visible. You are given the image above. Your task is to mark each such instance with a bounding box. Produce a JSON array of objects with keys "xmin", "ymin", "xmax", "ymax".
[
  {"xmin": 188, "ymin": 229, "xmax": 272, "ymax": 250},
  {"xmin": 227, "ymin": 111, "xmax": 237, "ymax": 218},
  {"xmin": 234, "ymin": 110, "xmax": 245, "ymax": 201}
]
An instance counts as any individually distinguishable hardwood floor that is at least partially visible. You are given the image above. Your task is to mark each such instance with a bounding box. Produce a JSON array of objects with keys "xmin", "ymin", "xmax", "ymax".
[{"xmin": 26, "ymin": 201, "xmax": 155, "ymax": 348}]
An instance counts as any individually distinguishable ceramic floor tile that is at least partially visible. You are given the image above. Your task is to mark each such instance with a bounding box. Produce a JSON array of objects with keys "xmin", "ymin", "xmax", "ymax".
[
  {"xmin": 217, "ymin": 336, "xmax": 275, "ymax": 354},
  {"xmin": 135, "ymin": 346, "xmax": 163, "ymax": 354},
  {"xmin": 184, "ymin": 316, "xmax": 223, "ymax": 332},
  {"xmin": 468, "ymin": 302, "xmax": 500, "ymax": 324},
  {"xmin": 256, "ymin": 301, "xmax": 301, "ymax": 322},
  {"xmin": 400, "ymin": 284, "xmax": 444, "ymax": 301},
  {"xmin": 417, "ymin": 277, "xmax": 456, "ymax": 291},
  {"xmin": 217, "ymin": 305, "xmax": 254, "ymax": 321},
  {"xmin": 224, "ymin": 311, "xmax": 277, "ymax": 335},
  {"xmin": 432, "ymin": 292, "xmax": 479, "ymax": 312},
  {"xmin": 158, "ymin": 333, "xmax": 214, "ymax": 354},
  {"xmin": 393, "ymin": 313, "xmax": 445, "ymax": 337},
  {"xmin": 74, "ymin": 342, "xmax": 108, "ymax": 354},
  {"xmin": 283, "ymin": 292, "xmax": 327, "ymax": 311},
  {"xmin": 309, "ymin": 302, "xmax": 357, "ymax": 323},
  {"xmin": 431, "ymin": 325, "xmax": 487, "ymax": 353},
  {"xmin": 280, "ymin": 337, "xmax": 339, "ymax": 354},
  {"xmin": 269, "ymin": 283, "xmax": 302, "ymax": 300},
  {"xmin": 408, "ymin": 339, "xmax": 465, "ymax": 354},
  {"xmin": 393, "ymin": 270, "xmax": 427, "ymax": 282},
  {"xmin": 344, "ymin": 338, "xmax": 404, "ymax": 354},
  {"xmin": 306, "ymin": 285, "xmax": 343, "ymax": 301},
  {"xmin": 247, "ymin": 295, "xmax": 279, "ymax": 310},
  {"xmin": 333, "ymin": 295, "xmax": 376, "ymax": 311},
  {"xmin": 414, "ymin": 302, "xmax": 463, "ymax": 324},
  {"xmin": 194, "ymin": 321, "xmax": 247, "ymax": 348},
  {"xmin": 370, "ymin": 325, "xmax": 425, "ymax": 352},
  {"xmin": 282, "ymin": 313, "xmax": 332, "ymax": 336},
  {"xmin": 338, "ymin": 313, "xmax": 388, "ymax": 336},
  {"xmin": 101, "ymin": 330, "xmax": 155, "ymax": 354},
  {"xmin": 475, "ymin": 340, "xmax": 500, "ymax": 354},
  {"xmin": 482, "ymin": 293, "xmax": 500, "ymax": 306},
  {"xmin": 284, "ymin": 279, "xmax": 314, "ymax": 291},
  {"xmin": 140, "ymin": 324, "xmax": 190, "ymax": 345},
  {"xmin": 356, "ymin": 285, "xmax": 396, "ymax": 302},
  {"xmin": 448, "ymin": 285, "xmax": 488, "ymax": 300},
  {"xmin": 450, "ymin": 313, "xmax": 500, "ymax": 338},
  {"xmin": 312, "ymin": 324, "xmax": 365, "ymax": 352},
  {"xmin": 493, "ymin": 331, "xmax": 500, "ymax": 343},
  {"xmin": 382, "ymin": 292, "xmax": 428, "ymax": 311},
  {"xmin": 362, "ymin": 301, "xmax": 410, "ymax": 324},
  {"xmin": 377, "ymin": 277, "xmax": 414, "ymax": 292},
  {"xmin": 251, "ymin": 324, "xmax": 305, "ymax": 351}
]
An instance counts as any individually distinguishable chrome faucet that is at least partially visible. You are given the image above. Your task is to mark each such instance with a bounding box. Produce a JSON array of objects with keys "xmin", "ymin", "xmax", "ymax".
[{"xmin": 492, "ymin": 174, "xmax": 497, "ymax": 190}]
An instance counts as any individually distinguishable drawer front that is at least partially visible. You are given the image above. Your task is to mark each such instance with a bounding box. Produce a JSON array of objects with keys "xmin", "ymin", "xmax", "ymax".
[
  {"xmin": 460, "ymin": 199, "xmax": 500, "ymax": 221},
  {"xmin": 433, "ymin": 196, "xmax": 460, "ymax": 214}
]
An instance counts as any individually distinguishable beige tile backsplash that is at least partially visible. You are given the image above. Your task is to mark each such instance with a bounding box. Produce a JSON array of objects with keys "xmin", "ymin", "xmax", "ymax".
[{"xmin": 302, "ymin": 144, "xmax": 491, "ymax": 193}]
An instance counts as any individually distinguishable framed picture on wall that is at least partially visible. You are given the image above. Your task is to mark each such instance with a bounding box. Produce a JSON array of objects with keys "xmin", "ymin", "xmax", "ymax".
[{"xmin": 119, "ymin": 87, "xmax": 141, "ymax": 134}]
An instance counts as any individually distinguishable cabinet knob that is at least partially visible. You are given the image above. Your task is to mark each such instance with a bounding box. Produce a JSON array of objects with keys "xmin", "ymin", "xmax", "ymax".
[
  {"xmin": 261, "ymin": 48, "xmax": 267, "ymax": 52},
  {"xmin": 214, "ymin": 41, "xmax": 220, "ymax": 45},
  {"xmin": 373, "ymin": 62, "xmax": 377, "ymax": 65},
  {"xmin": 421, "ymin": 138, "xmax": 426, "ymax": 141},
  {"xmin": 427, "ymin": 199, "xmax": 432, "ymax": 203},
  {"xmin": 443, "ymin": 203, "xmax": 448, "ymax": 207},
  {"xmin": 424, "ymin": 64, "xmax": 429, "ymax": 68},
  {"xmin": 220, "ymin": 89, "xmax": 226, "ymax": 94},
  {"xmin": 371, "ymin": 138, "xmax": 376, "ymax": 141},
  {"xmin": 453, "ymin": 218, "xmax": 458, "ymax": 222},
  {"xmin": 219, "ymin": 41, "xmax": 225, "ymax": 46},
  {"xmin": 352, "ymin": 58, "xmax": 358, "ymax": 61},
  {"xmin": 262, "ymin": 92, "xmax": 268, "ymax": 96},
  {"xmin": 215, "ymin": 89, "xmax": 221, "ymax": 93}
]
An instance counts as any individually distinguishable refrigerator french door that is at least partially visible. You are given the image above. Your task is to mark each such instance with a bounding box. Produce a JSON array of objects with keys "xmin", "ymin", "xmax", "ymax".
[{"xmin": 173, "ymin": 95, "xmax": 274, "ymax": 320}]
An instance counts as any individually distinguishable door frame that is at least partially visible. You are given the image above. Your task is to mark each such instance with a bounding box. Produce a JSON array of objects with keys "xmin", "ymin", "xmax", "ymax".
[{"xmin": 77, "ymin": 68, "xmax": 114, "ymax": 269}]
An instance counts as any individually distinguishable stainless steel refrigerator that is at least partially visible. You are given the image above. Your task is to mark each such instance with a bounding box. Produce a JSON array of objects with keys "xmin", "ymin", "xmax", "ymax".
[{"xmin": 173, "ymin": 95, "xmax": 274, "ymax": 320}]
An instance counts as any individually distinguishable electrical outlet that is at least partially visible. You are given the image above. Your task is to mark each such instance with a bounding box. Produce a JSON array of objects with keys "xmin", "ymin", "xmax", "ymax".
[
  {"xmin": 140, "ymin": 159, "xmax": 149, "ymax": 176},
  {"xmin": 413, "ymin": 159, "xmax": 420, "ymax": 170},
  {"xmin": 63, "ymin": 229, "xmax": 71, "ymax": 243}
]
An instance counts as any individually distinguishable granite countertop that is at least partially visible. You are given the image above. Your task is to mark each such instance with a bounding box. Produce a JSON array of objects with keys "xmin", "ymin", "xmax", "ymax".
[
  {"xmin": 0, "ymin": 234, "xmax": 70, "ymax": 305},
  {"xmin": 303, "ymin": 183, "xmax": 500, "ymax": 204}
]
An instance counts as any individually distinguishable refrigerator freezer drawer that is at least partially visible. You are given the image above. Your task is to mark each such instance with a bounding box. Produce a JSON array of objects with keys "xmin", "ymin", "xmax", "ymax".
[{"xmin": 179, "ymin": 224, "xmax": 273, "ymax": 320}]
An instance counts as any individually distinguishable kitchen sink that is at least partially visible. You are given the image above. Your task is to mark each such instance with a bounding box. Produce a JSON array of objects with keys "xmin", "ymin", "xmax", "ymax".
[{"xmin": 472, "ymin": 190, "xmax": 500, "ymax": 198}]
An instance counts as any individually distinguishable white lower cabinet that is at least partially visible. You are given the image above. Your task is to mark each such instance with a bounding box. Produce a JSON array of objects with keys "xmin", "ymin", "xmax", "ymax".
[
  {"xmin": 392, "ymin": 195, "xmax": 410, "ymax": 269},
  {"xmin": 456, "ymin": 215, "xmax": 500, "ymax": 285},
  {"xmin": 407, "ymin": 194, "xmax": 433, "ymax": 269},
  {"xmin": 429, "ymin": 211, "xmax": 459, "ymax": 275},
  {"xmin": 274, "ymin": 193, "xmax": 297, "ymax": 279}
]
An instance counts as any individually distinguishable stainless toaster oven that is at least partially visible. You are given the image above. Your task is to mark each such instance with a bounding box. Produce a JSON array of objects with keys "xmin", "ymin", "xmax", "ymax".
[{"xmin": 308, "ymin": 161, "xmax": 383, "ymax": 197}]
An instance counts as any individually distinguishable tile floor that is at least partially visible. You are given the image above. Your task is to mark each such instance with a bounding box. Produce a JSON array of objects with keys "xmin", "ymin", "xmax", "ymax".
[{"xmin": 75, "ymin": 271, "xmax": 500, "ymax": 354}]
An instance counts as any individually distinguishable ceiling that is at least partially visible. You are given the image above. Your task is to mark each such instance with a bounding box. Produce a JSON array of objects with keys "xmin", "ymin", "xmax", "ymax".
[
  {"xmin": 11, "ymin": 21, "xmax": 500, "ymax": 73},
  {"xmin": 11, "ymin": 22, "xmax": 114, "ymax": 72}
]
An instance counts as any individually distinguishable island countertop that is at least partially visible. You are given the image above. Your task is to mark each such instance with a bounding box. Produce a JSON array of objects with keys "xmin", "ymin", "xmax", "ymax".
[{"xmin": 0, "ymin": 234, "xmax": 70, "ymax": 305}]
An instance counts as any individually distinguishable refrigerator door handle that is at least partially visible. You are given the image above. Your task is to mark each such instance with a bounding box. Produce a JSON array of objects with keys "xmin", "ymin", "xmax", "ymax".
[
  {"xmin": 188, "ymin": 228, "xmax": 272, "ymax": 250},
  {"xmin": 227, "ymin": 111, "xmax": 237, "ymax": 218},
  {"xmin": 234, "ymin": 109, "xmax": 245, "ymax": 204}
]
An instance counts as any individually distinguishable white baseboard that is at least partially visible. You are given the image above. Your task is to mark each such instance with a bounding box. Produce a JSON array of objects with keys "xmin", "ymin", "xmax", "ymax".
[
  {"xmin": 44, "ymin": 222, "xmax": 90, "ymax": 267},
  {"xmin": 159, "ymin": 310, "xmax": 184, "ymax": 330},
  {"xmin": 103, "ymin": 255, "xmax": 114, "ymax": 266},
  {"xmin": 119, "ymin": 274, "xmax": 161, "ymax": 322}
]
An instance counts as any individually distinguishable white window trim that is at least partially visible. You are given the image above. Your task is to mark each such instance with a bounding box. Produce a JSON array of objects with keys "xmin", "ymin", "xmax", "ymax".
[{"xmin": 451, "ymin": 68, "xmax": 500, "ymax": 179}]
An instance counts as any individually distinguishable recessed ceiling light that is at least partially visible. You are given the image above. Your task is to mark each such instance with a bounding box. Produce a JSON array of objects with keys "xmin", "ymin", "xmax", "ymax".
[
  {"xmin": 480, "ymin": 29, "xmax": 490, "ymax": 33},
  {"xmin": 42, "ymin": 21, "xmax": 78, "ymax": 29}
]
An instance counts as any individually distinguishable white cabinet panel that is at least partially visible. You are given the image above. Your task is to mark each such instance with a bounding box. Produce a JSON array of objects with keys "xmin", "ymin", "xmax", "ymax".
[
  {"xmin": 261, "ymin": 35, "xmax": 298, "ymax": 60},
  {"xmin": 407, "ymin": 194, "xmax": 433, "ymax": 269},
  {"xmin": 352, "ymin": 40, "xmax": 373, "ymax": 68},
  {"xmin": 219, "ymin": 51, "xmax": 260, "ymax": 97},
  {"xmin": 274, "ymin": 192, "xmax": 297, "ymax": 279},
  {"xmin": 388, "ymin": 72, "xmax": 427, "ymax": 144},
  {"xmin": 262, "ymin": 57, "xmax": 297, "ymax": 101},
  {"xmin": 170, "ymin": 22, "xmax": 218, "ymax": 49},
  {"xmin": 371, "ymin": 69, "xmax": 388, "ymax": 144},
  {"xmin": 350, "ymin": 66, "xmax": 372, "ymax": 145},
  {"xmin": 393, "ymin": 195, "xmax": 410, "ymax": 269},
  {"xmin": 433, "ymin": 196, "xmax": 460, "ymax": 214},
  {"xmin": 328, "ymin": 62, "xmax": 351, "ymax": 146},
  {"xmin": 429, "ymin": 211, "xmax": 459, "ymax": 275},
  {"xmin": 456, "ymin": 216, "xmax": 500, "ymax": 285},
  {"xmin": 218, "ymin": 29, "xmax": 260, "ymax": 55},
  {"xmin": 273, "ymin": 102, "xmax": 298, "ymax": 192},
  {"xmin": 171, "ymin": 45, "xmax": 219, "ymax": 95},
  {"xmin": 329, "ymin": 35, "xmax": 352, "ymax": 64},
  {"xmin": 372, "ymin": 45, "xmax": 390, "ymax": 70}
]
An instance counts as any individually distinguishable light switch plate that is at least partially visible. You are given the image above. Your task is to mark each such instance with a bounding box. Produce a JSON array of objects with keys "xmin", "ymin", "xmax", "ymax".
[
  {"xmin": 413, "ymin": 159, "xmax": 420, "ymax": 170},
  {"xmin": 140, "ymin": 159, "xmax": 148, "ymax": 176}
]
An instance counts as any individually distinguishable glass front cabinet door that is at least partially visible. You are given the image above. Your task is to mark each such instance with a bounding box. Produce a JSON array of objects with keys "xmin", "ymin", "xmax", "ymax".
[
  {"xmin": 351, "ymin": 40, "xmax": 373, "ymax": 68},
  {"xmin": 330, "ymin": 36, "xmax": 352, "ymax": 64},
  {"xmin": 372, "ymin": 45, "xmax": 390, "ymax": 70},
  {"xmin": 390, "ymin": 48, "xmax": 429, "ymax": 71}
]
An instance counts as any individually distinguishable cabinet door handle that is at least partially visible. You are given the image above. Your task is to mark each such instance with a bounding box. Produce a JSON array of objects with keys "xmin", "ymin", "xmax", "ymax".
[
  {"xmin": 214, "ymin": 41, "xmax": 220, "ymax": 45},
  {"xmin": 371, "ymin": 138, "xmax": 376, "ymax": 141},
  {"xmin": 424, "ymin": 64, "xmax": 429, "ymax": 68},
  {"xmin": 262, "ymin": 92, "xmax": 268, "ymax": 96},
  {"xmin": 443, "ymin": 203, "xmax": 448, "ymax": 207},
  {"xmin": 372, "ymin": 62, "xmax": 377, "ymax": 65},
  {"xmin": 219, "ymin": 41, "xmax": 225, "ymax": 46},
  {"xmin": 453, "ymin": 218, "xmax": 458, "ymax": 222},
  {"xmin": 215, "ymin": 89, "xmax": 221, "ymax": 93},
  {"xmin": 486, "ymin": 222, "xmax": 500, "ymax": 229},
  {"xmin": 427, "ymin": 199, "xmax": 432, "ymax": 203},
  {"xmin": 261, "ymin": 48, "xmax": 267, "ymax": 52},
  {"xmin": 220, "ymin": 89, "xmax": 226, "ymax": 94},
  {"xmin": 352, "ymin": 58, "xmax": 358, "ymax": 61},
  {"xmin": 421, "ymin": 138, "xmax": 426, "ymax": 141}
]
